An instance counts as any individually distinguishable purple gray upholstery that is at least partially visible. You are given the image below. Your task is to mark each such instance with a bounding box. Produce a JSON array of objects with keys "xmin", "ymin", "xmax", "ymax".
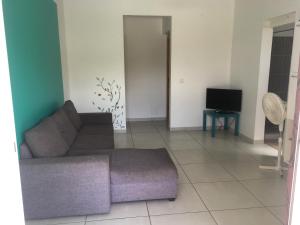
[
  {"xmin": 24, "ymin": 117, "xmax": 69, "ymax": 158},
  {"xmin": 67, "ymin": 148, "xmax": 114, "ymax": 156},
  {"xmin": 79, "ymin": 124, "xmax": 113, "ymax": 135},
  {"xmin": 20, "ymin": 100, "xmax": 178, "ymax": 220},
  {"xmin": 110, "ymin": 148, "xmax": 178, "ymax": 202},
  {"xmin": 20, "ymin": 155, "xmax": 110, "ymax": 219},
  {"xmin": 20, "ymin": 143, "xmax": 33, "ymax": 159},
  {"xmin": 63, "ymin": 100, "xmax": 82, "ymax": 130},
  {"xmin": 71, "ymin": 134, "xmax": 114, "ymax": 150},
  {"xmin": 51, "ymin": 108, "xmax": 77, "ymax": 146},
  {"xmin": 79, "ymin": 113, "xmax": 112, "ymax": 125}
]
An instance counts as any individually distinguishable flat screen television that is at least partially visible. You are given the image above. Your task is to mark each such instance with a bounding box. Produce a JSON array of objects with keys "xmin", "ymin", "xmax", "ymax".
[{"xmin": 206, "ymin": 88, "xmax": 242, "ymax": 112}]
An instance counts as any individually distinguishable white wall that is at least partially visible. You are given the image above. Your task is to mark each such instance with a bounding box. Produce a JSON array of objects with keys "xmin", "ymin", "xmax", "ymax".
[
  {"xmin": 58, "ymin": 0, "xmax": 235, "ymax": 130},
  {"xmin": 124, "ymin": 16, "xmax": 167, "ymax": 120},
  {"xmin": 230, "ymin": 0, "xmax": 300, "ymax": 141},
  {"xmin": 0, "ymin": 3, "xmax": 25, "ymax": 222},
  {"xmin": 56, "ymin": 0, "xmax": 70, "ymax": 100}
]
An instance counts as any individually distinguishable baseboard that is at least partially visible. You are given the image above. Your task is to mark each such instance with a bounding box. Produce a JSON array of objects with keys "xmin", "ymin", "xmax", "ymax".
[
  {"xmin": 114, "ymin": 129, "xmax": 128, "ymax": 133},
  {"xmin": 117, "ymin": 122, "xmax": 264, "ymax": 144},
  {"xmin": 264, "ymin": 133, "xmax": 279, "ymax": 140},
  {"xmin": 127, "ymin": 117, "xmax": 166, "ymax": 122},
  {"xmin": 239, "ymin": 133, "xmax": 264, "ymax": 144},
  {"xmin": 170, "ymin": 126, "xmax": 203, "ymax": 131}
]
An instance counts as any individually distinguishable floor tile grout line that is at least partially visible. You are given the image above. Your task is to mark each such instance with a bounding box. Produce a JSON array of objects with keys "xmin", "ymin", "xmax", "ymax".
[
  {"xmin": 209, "ymin": 205, "xmax": 266, "ymax": 212},
  {"xmin": 189, "ymin": 131, "xmax": 240, "ymax": 183},
  {"xmin": 145, "ymin": 201, "xmax": 153, "ymax": 225},
  {"xmin": 187, "ymin": 129, "xmax": 287, "ymax": 224},
  {"xmin": 187, "ymin": 131, "xmax": 237, "ymax": 164},
  {"xmin": 180, "ymin": 166, "xmax": 220, "ymax": 225},
  {"xmin": 217, "ymin": 161, "xmax": 267, "ymax": 205},
  {"xmin": 148, "ymin": 210, "xmax": 212, "ymax": 217},
  {"xmin": 187, "ymin": 130, "xmax": 286, "ymax": 182},
  {"xmin": 86, "ymin": 216, "xmax": 149, "ymax": 223},
  {"xmin": 242, "ymin": 183, "xmax": 287, "ymax": 225},
  {"xmin": 117, "ymin": 125, "xmax": 284, "ymax": 224},
  {"xmin": 129, "ymin": 121, "xmax": 195, "ymax": 224},
  {"xmin": 187, "ymin": 130, "xmax": 261, "ymax": 163},
  {"xmin": 26, "ymin": 219, "xmax": 86, "ymax": 225},
  {"xmin": 217, "ymin": 160, "xmax": 285, "ymax": 224},
  {"xmin": 176, "ymin": 165, "xmax": 220, "ymax": 225},
  {"xmin": 187, "ymin": 130, "xmax": 209, "ymax": 150},
  {"xmin": 190, "ymin": 177, "xmax": 288, "ymax": 184},
  {"xmin": 266, "ymin": 206, "xmax": 285, "ymax": 224},
  {"xmin": 157, "ymin": 128, "xmax": 221, "ymax": 225}
]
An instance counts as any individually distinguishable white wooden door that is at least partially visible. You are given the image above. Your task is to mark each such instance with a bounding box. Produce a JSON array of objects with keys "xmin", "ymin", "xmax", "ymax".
[
  {"xmin": 284, "ymin": 21, "xmax": 300, "ymax": 162},
  {"xmin": 0, "ymin": 2, "xmax": 25, "ymax": 224},
  {"xmin": 289, "ymin": 57, "xmax": 300, "ymax": 224}
]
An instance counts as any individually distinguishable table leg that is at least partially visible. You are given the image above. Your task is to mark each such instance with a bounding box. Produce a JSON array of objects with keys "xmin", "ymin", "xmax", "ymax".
[
  {"xmin": 211, "ymin": 114, "xmax": 216, "ymax": 137},
  {"xmin": 224, "ymin": 116, "xmax": 229, "ymax": 130},
  {"xmin": 203, "ymin": 111, "xmax": 207, "ymax": 131},
  {"xmin": 235, "ymin": 114, "xmax": 240, "ymax": 136}
]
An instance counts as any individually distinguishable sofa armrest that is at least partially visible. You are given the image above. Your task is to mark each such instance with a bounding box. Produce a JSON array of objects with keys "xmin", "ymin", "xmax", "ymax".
[
  {"xmin": 79, "ymin": 113, "xmax": 112, "ymax": 125},
  {"xmin": 20, "ymin": 155, "xmax": 110, "ymax": 219}
]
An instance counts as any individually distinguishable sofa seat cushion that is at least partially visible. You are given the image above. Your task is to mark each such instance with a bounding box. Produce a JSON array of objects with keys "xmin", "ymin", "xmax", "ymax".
[
  {"xmin": 110, "ymin": 148, "xmax": 178, "ymax": 202},
  {"xmin": 67, "ymin": 147, "xmax": 113, "ymax": 156},
  {"xmin": 51, "ymin": 108, "xmax": 77, "ymax": 146},
  {"xmin": 71, "ymin": 134, "xmax": 114, "ymax": 150},
  {"xmin": 63, "ymin": 100, "xmax": 82, "ymax": 130},
  {"xmin": 79, "ymin": 124, "xmax": 113, "ymax": 136},
  {"xmin": 25, "ymin": 117, "xmax": 69, "ymax": 158}
]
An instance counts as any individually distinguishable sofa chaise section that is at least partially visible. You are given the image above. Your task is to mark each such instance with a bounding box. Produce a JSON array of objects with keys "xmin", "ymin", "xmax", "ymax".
[
  {"xmin": 111, "ymin": 148, "xmax": 178, "ymax": 203},
  {"xmin": 20, "ymin": 155, "xmax": 110, "ymax": 219}
]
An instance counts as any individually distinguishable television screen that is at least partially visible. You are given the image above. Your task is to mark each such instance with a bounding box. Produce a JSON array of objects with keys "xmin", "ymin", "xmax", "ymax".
[{"xmin": 206, "ymin": 88, "xmax": 242, "ymax": 112}]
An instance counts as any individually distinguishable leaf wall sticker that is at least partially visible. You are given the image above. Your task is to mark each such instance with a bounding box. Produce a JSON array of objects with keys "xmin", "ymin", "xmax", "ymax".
[{"xmin": 93, "ymin": 76, "xmax": 125, "ymax": 129}]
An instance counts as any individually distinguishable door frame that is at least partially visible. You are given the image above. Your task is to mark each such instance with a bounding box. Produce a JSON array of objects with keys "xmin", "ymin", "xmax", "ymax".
[
  {"xmin": 166, "ymin": 30, "xmax": 171, "ymax": 128},
  {"xmin": 264, "ymin": 27, "xmax": 294, "ymax": 141},
  {"xmin": 0, "ymin": 3, "xmax": 25, "ymax": 224},
  {"xmin": 289, "ymin": 105, "xmax": 300, "ymax": 225},
  {"xmin": 256, "ymin": 12, "xmax": 299, "ymax": 142},
  {"xmin": 123, "ymin": 15, "xmax": 172, "ymax": 124}
]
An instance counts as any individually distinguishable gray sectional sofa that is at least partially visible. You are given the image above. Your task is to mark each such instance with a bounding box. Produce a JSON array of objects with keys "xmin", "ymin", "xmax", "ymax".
[{"xmin": 19, "ymin": 101, "xmax": 178, "ymax": 219}]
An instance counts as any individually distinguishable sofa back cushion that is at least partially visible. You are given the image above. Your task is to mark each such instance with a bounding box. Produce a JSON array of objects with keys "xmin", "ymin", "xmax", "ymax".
[
  {"xmin": 63, "ymin": 100, "xmax": 82, "ymax": 130},
  {"xmin": 24, "ymin": 117, "xmax": 69, "ymax": 158},
  {"xmin": 51, "ymin": 108, "xmax": 77, "ymax": 146},
  {"xmin": 20, "ymin": 143, "xmax": 33, "ymax": 159}
]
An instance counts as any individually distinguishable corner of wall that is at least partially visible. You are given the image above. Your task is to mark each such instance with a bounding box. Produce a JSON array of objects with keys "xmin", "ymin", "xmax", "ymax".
[
  {"xmin": 56, "ymin": 0, "xmax": 70, "ymax": 101},
  {"xmin": 228, "ymin": 0, "xmax": 238, "ymax": 85}
]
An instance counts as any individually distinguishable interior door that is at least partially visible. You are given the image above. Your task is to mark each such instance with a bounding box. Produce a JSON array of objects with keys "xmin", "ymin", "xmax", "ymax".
[
  {"xmin": 288, "ymin": 56, "xmax": 300, "ymax": 224},
  {"xmin": 0, "ymin": 3, "xmax": 25, "ymax": 224},
  {"xmin": 284, "ymin": 22, "xmax": 300, "ymax": 162}
]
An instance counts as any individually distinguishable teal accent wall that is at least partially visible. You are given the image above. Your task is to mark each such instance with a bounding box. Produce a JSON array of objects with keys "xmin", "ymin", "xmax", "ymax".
[{"xmin": 3, "ymin": 0, "xmax": 64, "ymax": 152}]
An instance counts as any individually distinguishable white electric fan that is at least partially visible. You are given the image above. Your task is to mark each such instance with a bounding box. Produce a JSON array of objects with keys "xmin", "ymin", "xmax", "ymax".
[{"xmin": 259, "ymin": 93, "xmax": 288, "ymax": 175}]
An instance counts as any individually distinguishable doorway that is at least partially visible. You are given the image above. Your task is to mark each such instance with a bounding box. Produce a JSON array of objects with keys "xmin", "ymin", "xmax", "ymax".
[
  {"xmin": 264, "ymin": 23, "xmax": 295, "ymax": 144},
  {"xmin": 123, "ymin": 16, "xmax": 171, "ymax": 126}
]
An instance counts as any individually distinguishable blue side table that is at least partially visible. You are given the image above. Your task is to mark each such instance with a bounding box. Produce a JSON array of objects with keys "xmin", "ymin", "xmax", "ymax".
[{"xmin": 203, "ymin": 110, "xmax": 240, "ymax": 137}]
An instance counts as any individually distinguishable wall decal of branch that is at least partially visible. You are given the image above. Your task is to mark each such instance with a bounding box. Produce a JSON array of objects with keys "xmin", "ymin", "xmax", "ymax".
[{"xmin": 92, "ymin": 77, "xmax": 125, "ymax": 129}]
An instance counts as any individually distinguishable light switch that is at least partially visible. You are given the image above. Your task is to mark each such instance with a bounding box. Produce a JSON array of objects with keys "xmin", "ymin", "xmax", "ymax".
[{"xmin": 179, "ymin": 78, "xmax": 184, "ymax": 84}]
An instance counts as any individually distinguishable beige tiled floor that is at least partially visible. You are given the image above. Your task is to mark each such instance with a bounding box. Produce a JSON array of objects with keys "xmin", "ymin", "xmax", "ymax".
[{"xmin": 26, "ymin": 121, "xmax": 287, "ymax": 225}]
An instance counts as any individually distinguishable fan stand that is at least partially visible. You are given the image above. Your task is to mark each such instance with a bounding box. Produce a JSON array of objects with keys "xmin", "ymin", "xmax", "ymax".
[{"xmin": 259, "ymin": 123, "xmax": 288, "ymax": 176}]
